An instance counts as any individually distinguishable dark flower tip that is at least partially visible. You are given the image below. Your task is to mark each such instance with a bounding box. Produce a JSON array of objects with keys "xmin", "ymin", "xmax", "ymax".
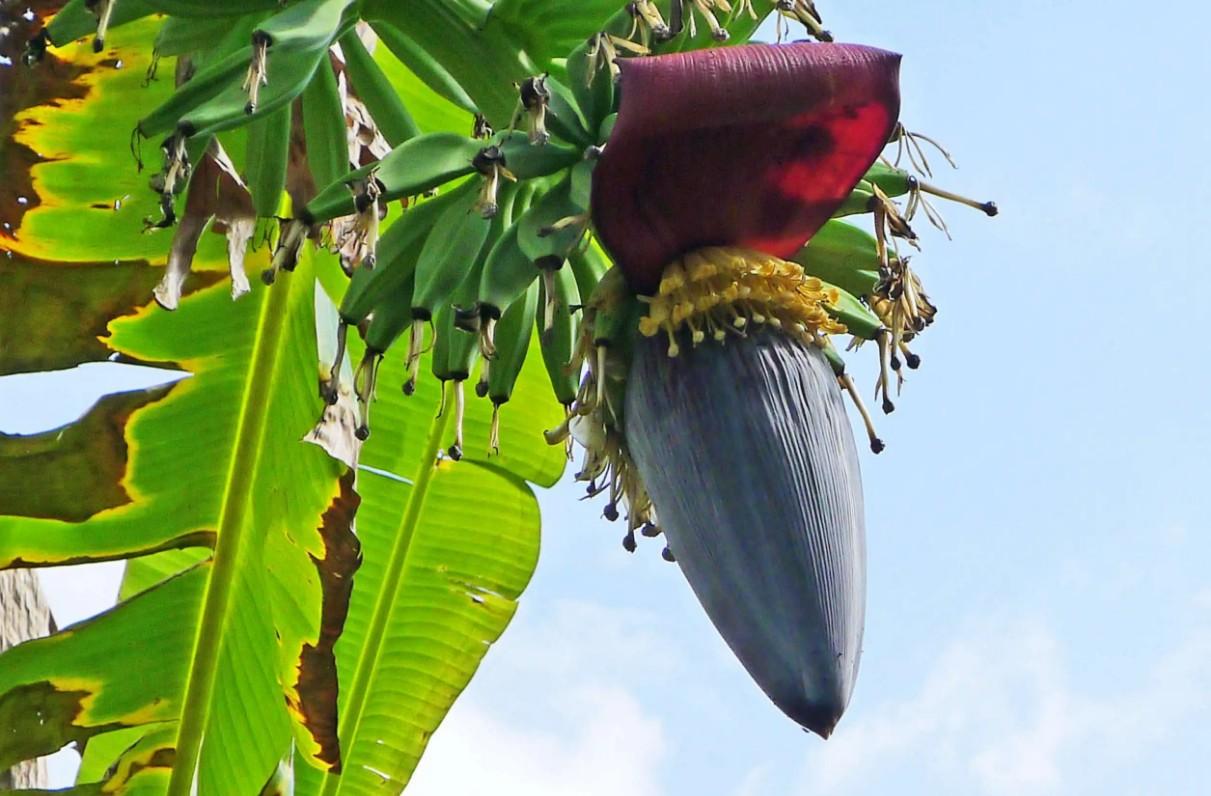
[{"xmin": 592, "ymin": 42, "xmax": 901, "ymax": 294}]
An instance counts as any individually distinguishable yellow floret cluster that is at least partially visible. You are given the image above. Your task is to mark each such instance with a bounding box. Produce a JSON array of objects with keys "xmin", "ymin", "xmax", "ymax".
[{"xmin": 637, "ymin": 246, "xmax": 848, "ymax": 356}]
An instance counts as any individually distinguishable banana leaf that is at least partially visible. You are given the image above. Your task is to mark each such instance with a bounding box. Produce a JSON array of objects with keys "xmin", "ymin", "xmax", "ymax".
[{"xmin": 0, "ymin": 10, "xmax": 563, "ymax": 792}]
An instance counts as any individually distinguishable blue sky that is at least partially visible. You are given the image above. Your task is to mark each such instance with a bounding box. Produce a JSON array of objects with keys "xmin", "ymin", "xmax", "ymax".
[{"xmin": 4, "ymin": 0, "xmax": 1210, "ymax": 792}]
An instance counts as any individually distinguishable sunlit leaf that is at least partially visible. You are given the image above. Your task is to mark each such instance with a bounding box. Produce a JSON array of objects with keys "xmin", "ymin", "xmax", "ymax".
[{"xmin": 0, "ymin": 5, "xmax": 568, "ymax": 790}]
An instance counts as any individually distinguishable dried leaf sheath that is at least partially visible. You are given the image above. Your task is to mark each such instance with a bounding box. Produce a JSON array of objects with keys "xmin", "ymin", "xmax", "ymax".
[{"xmin": 625, "ymin": 331, "xmax": 865, "ymax": 737}]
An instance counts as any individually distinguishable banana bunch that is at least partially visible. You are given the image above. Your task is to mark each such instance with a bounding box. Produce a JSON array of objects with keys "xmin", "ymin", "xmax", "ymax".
[{"xmin": 27, "ymin": 0, "xmax": 998, "ymax": 479}]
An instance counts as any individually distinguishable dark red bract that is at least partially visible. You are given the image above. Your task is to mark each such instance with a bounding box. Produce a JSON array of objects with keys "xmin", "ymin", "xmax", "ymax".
[{"xmin": 592, "ymin": 43, "xmax": 901, "ymax": 294}]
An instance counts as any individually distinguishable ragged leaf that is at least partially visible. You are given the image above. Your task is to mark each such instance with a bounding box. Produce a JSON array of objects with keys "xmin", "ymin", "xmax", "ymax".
[
  {"xmin": 0, "ymin": 385, "xmax": 172, "ymax": 525},
  {"xmin": 1, "ymin": 6, "xmax": 568, "ymax": 791},
  {"xmin": 0, "ymin": 563, "xmax": 207, "ymax": 770}
]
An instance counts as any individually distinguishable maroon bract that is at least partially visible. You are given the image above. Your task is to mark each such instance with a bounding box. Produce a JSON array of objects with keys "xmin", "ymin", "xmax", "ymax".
[{"xmin": 592, "ymin": 42, "xmax": 901, "ymax": 293}]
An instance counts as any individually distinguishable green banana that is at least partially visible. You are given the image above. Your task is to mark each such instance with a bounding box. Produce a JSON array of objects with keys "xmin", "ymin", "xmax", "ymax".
[
  {"xmin": 299, "ymin": 58, "xmax": 350, "ymax": 192},
  {"xmin": 567, "ymin": 156, "xmax": 595, "ymax": 210},
  {"xmin": 42, "ymin": 0, "xmax": 157, "ymax": 52},
  {"xmin": 474, "ymin": 223, "xmax": 536, "ymax": 346},
  {"xmin": 348, "ymin": 270, "xmax": 417, "ymax": 439},
  {"xmin": 338, "ymin": 30, "xmax": 421, "ymax": 147},
  {"xmin": 252, "ymin": 0, "xmax": 354, "ymax": 50},
  {"xmin": 544, "ymin": 76, "xmax": 594, "ymax": 147},
  {"xmin": 338, "ymin": 181, "xmax": 474, "ymax": 325},
  {"xmin": 410, "ymin": 185, "xmax": 507, "ymax": 320},
  {"xmin": 153, "ymin": 12, "xmax": 259, "ymax": 59},
  {"xmin": 242, "ymin": 0, "xmax": 354, "ymax": 117},
  {"xmin": 301, "ymin": 133, "xmax": 484, "ymax": 224},
  {"xmin": 364, "ymin": 272, "xmax": 420, "ymax": 359},
  {"xmin": 435, "ymin": 198, "xmax": 500, "ymax": 460},
  {"xmin": 538, "ymin": 263, "xmax": 582, "ymax": 407},
  {"xmin": 565, "ymin": 36, "xmax": 616, "ymax": 138},
  {"xmin": 863, "ymin": 161, "xmax": 914, "ymax": 198},
  {"xmin": 337, "ymin": 184, "xmax": 460, "ymax": 431},
  {"xmin": 178, "ymin": 43, "xmax": 333, "ymax": 138},
  {"xmin": 514, "ymin": 74, "xmax": 593, "ymax": 148},
  {"xmin": 368, "ymin": 20, "xmax": 477, "ymax": 114},
  {"xmin": 433, "ymin": 298, "xmax": 483, "ymax": 461},
  {"xmin": 497, "ymin": 131, "xmax": 582, "ymax": 181},
  {"xmin": 590, "ymin": 278, "xmax": 644, "ymax": 352},
  {"xmin": 402, "ymin": 182, "xmax": 507, "ymax": 392},
  {"xmin": 568, "ymin": 241, "xmax": 611, "ymax": 312},
  {"xmin": 484, "ymin": 281, "xmax": 540, "ymax": 452},
  {"xmin": 243, "ymin": 104, "xmax": 292, "ymax": 218},
  {"xmin": 833, "ymin": 180, "xmax": 875, "ymax": 218},
  {"xmin": 821, "ymin": 282, "xmax": 882, "ymax": 342},
  {"xmin": 517, "ymin": 170, "xmax": 588, "ymax": 268},
  {"xmin": 140, "ymin": 2, "xmax": 355, "ymax": 140},
  {"xmin": 136, "ymin": 47, "xmax": 253, "ymax": 139},
  {"xmin": 794, "ymin": 220, "xmax": 882, "ymax": 298},
  {"xmin": 140, "ymin": 0, "xmax": 282, "ymax": 17}
]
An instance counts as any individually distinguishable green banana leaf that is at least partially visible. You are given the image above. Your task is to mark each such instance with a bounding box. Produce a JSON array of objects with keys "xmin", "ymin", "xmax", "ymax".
[{"xmin": 0, "ymin": 11, "xmax": 563, "ymax": 793}]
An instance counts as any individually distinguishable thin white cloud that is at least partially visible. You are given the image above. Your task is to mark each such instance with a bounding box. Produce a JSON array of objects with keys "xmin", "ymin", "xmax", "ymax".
[
  {"xmin": 408, "ymin": 685, "xmax": 665, "ymax": 796},
  {"xmin": 798, "ymin": 612, "xmax": 1211, "ymax": 795},
  {"xmin": 406, "ymin": 598, "xmax": 672, "ymax": 796},
  {"xmin": 732, "ymin": 765, "xmax": 771, "ymax": 796}
]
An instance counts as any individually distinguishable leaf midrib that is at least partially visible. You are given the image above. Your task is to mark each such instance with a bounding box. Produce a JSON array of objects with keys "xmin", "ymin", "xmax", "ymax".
[{"xmin": 166, "ymin": 277, "xmax": 293, "ymax": 796}]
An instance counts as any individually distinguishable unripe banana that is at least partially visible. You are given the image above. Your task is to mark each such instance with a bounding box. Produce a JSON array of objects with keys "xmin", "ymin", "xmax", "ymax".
[
  {"xmin": 863, "ymin": 160, "xmax": 914, "ymax": 198},
  {"xmin": 44, "ymin": 0, "xmax": 156, "ymax": 51},
  {"xmin": 337, "ymin": 30, "xmax": 420, "ymax": 147},
  {"xmin": 177, "ymin": 43, "xmax": 332, "ymax": 139},
  {"xmin": 154, "ymin": 12, "xmax": 257, "ymax": 60},
  {"xmin": 476, "ymin": 224, "xmax": 537, "ymax": 326},
  {"xmin": 435, "ymin": 223, "xmax": 494, "ymax": 462},
  {"xmin": 299, "ymin": 57, "xmax": 350, "ymax": 192},
  {"xmin": 566, "ymin": 36, "xmax": 616, "ymax": 138},
  {"xmin": 410, "ymin": 184, "xmax": 507, "ymax": 322},
  {"xmin": 539, "ymin": 75, "xmax": 595, "ymax": 148},
  {"xmin": 368, "ymin": 20, "xmax": 477, "ymax": 114},
  {"xmin": 537, "ymin": 263, "xmax": 581, "ymax": 407},
  {"xmin": 402, "ymin": 183, "xmax": 509, "ymax": 392},
  {"xmin": 820, "ymin": 282, "xmax": 882, "ymax": 341},
  {"xmin": 568, "ymin": 156, "xmax": 595, "ymax": 210},
  {"xmin": 363, "ymin": 272, "xmax": 418, "ymax": 358},
  {"xmin": 485, "ymin": 280, "xmax": 539, "ymax": 406},
  {"xmin": 243, "ymin": 104, "xmax": 292, "ymax": 218},
  {"xmin": 141, "ymin": 0, "xmax": 281, "ymax": 17},
  {"xmin": 496, "ymin": 132, "xmax": 582, "ymax": 181},
  {"xmin": 137, "ymin": 47, "xmax": 252, "ymax": 139},
  {"xmin": 432, "ymin": 309, "xmax": 482, "ymax": 462},
  {"xmin": 517, "ymin": 171, "xmax": 588, "ymax": 268},
  {"xmin": 832, "ymin": 180, "xmax": 875, "ymax": 219},
  {"xmin": 348, "ymin": 270, "xmax": 417, "ymax": 438},
  {"xmin": 302, "ymin": 133, "xmax": 484, "ymax": 224},
  {"xmin": 338, "ymin": 180, "xmax": 473, "ymax": 326},
  {"xmin": 568, "ymin": 242, "xmax": 611, "ymax": 311},
  {"xmin": 252, "ymin": 0, "xmax": 354, "ymax": 52},
  {"xmin": 793, "ymin": 220, "xmax": 882, "ymax": 298}
]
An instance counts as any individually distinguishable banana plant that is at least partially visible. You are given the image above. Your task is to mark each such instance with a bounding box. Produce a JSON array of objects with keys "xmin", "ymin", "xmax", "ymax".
[{"xmin": 0, "ymin": 0, "xmax": 995, "ymax": 792}]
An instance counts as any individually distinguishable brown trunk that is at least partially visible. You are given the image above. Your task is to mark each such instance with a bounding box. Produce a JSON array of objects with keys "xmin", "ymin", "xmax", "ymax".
[{"xmin": 0, "ymin": 569, "xmax": 55, "ymax": 789}]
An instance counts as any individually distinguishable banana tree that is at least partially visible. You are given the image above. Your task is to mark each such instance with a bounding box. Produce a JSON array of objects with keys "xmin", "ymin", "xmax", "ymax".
[{"xmin": 0, "ymin": 0, "xmax": 995, "ymax": 792}]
